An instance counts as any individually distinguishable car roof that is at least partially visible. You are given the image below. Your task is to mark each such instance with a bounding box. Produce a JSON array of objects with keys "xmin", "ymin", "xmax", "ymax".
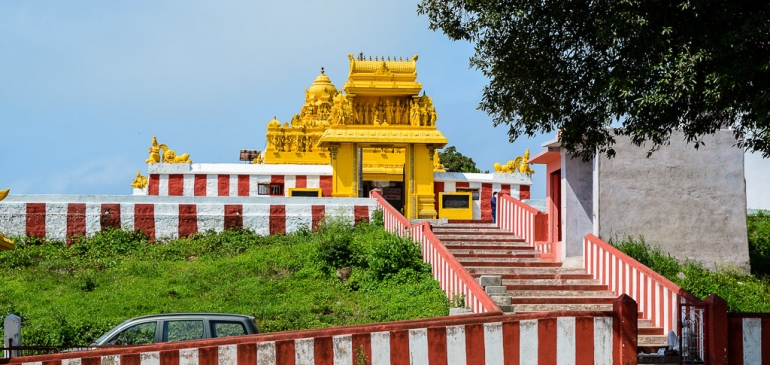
[{"xmin": 122, "ymin": 313, "xmax": 254, "ymax": 323}]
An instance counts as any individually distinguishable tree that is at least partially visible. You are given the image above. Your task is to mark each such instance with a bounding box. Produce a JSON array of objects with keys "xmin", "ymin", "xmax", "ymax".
[
  {"xmin": 418, "ymin": 0, "xmax": 770, "ymax": 160},
  {"xmin": 439, "ymin": 146, "xmax": 482, "ymax": 173}
]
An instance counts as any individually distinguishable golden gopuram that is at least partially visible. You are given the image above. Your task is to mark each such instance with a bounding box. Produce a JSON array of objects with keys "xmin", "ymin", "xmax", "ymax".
[{"xmin": 262, "ymin": 54, "xmax": 447, "ymax": 219}]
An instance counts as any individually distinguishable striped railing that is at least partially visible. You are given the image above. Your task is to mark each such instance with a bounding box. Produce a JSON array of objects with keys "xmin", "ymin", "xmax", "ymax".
[
  {"xmin": 496, "ymin": 193, "xmax": 550, "ymax": 253},
  {"xmin": 5, "ymin": 311, "xmax": 627, "ymax": 365},
  {"xmin": 584, "ymin": 234, "xmax": 703, "ymax": 334},
  {"xmin": 371, "ymin": 190, "xmax": 502, "ymax": 314}
]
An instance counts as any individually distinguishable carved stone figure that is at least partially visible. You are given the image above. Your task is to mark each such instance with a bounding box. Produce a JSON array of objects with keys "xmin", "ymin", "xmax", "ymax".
[
  {"xmin": 385, "ymin": 101, "xmax": 393, "ymax": 123},
  {"xmin": 410, "ymin": 100, "xmax": 420, "ymax": 126},
  {"xmin": 493, "ymin": 149, "xmax": 535, "ymax": 175},
  {"xmin": 429, "ymin": 106, "xmax": 438, "ymax": 126},
  {"xmin": 394, "ymin": 100, "xmax": 403, "ymax": 124},
  {"xmin": 145, "ymin": 136, "xmax": 168, "ymax": 164},
  {"xmin": 130, "ymin": 171, "xmax": 148, "ymax": 189},
  {"xmin": 164, "ymin": 150, "xmax": 191, "ymax": 164}
]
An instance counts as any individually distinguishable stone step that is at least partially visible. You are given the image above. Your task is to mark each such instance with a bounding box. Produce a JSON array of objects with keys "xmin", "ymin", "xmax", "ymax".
[
  {"xmin": 465, "ymin": 267, "xmax": 586, "ymax": 275},
  {"xmin": 509, "ymin": 297, "xmax": 615, "ymax": 305},
  {"xmin": 456, "ymin": 257, "xmax": 543, "ymax": 264},
  {"xmin": 507, "ymin": 290, "xmax": 617, "ymax": 298},
  {"xmin": 436, "ymin": 234, "xmax": 525, "ymax": 242},
  {"xmin": 432, "ymin": 223, "xmax": 498, "ymax": 228},
  {"xmin": 511, "ymin": 303, "xmax": 615, "ymax": 312},
  {"xmin": 638, "ymin": 326, "xmax": 665, "ymax": 336},
  {"xmin": 638, "ymin": 335, "xmax": 668, "ymax": 346},
  {"xmin": 431, "ymin": 228, "xmax": 516, "ymax": 235},
  {"xmin": 502, "ymin": 278, "xmax": 602, "ymax": 285},
  {"xmin": 459, "ymin": 261, "xmax": 562, "ymax": 267},
  {"xmin": 450, "ymin": 250, "xmax": 538, "ymax": 257},
  {"xmin": 638, "ymin": 318, "xmax": 654, "ymax": 327},
  {"xmin": 504, "ymin": 284, "xmax": 609, "ymax": 291},
  {"xmin": 444, "ymin": 243, "xmax": 535, "ymax": 250},
  {"xmin": 473, "ymin": 273, "xmax": 595, "ymax": 280}
]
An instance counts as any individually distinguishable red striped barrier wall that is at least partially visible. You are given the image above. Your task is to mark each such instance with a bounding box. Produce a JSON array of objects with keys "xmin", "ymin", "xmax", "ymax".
[
  {"xmin": 583, "ymin": 234, "xmax": 703, "ymax": 335},
  {"xmin": 496, "ymin": 193, "xmax": 549, "ymax": 253},
  {"xmin": 727, "ymin": 314, "xmax": 770, "ymax": 365},
  {"xmin": 0, "ymin": 197, "xmax": 375, "ymax": 240},
  {"xmin": 371, "ymin": 190, "xmax": 501, "ymax": 315},
  {"xmin": 148, "ymin": 174, "xmax": 334, "ymax": 197},
  {"xmin": 7, "ymin": 309, "xmax": 632, "ymax": 365}
]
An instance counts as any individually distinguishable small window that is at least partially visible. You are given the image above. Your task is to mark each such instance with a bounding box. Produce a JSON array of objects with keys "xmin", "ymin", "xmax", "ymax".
[
  {"xmin": 258, "ymin": 183, "xmax": 284, "ymax": 196},
  {"xmin": 163, "ymin": 320, "xmax": 204, "ymax": 342},
  {"xmin": 211, "ymin": 321, "xmax": 246, "ymax": 338},
  {"xmin": 109, "ymin": 322, "xmax": 156, "ymax": 345}
]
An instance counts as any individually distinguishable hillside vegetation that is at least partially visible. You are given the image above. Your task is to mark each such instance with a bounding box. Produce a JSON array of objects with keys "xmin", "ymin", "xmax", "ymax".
[
  {"xmin": 613, "ymin": 211, "xmax": 770, "ymax": 312},
  {"xmin": 0, "ymin": 214, "xmax": 449, "ymax": 347}
]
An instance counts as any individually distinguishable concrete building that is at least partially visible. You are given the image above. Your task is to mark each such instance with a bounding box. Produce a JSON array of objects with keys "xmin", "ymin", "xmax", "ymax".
[{"xmin": 530, "ymin": 130, "xmax": 750, "ymax": 270}]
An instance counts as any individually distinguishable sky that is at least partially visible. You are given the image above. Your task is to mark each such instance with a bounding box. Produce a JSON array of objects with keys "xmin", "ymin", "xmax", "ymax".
[{"xmin": 1, "ymin": 0, "xmax": 768, "ymax": 209}]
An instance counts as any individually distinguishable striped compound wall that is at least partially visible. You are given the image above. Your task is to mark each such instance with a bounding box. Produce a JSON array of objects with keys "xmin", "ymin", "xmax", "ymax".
[
  {"xmin": 0, "ymin": 196, "xmax": 375, "ymax": 241},
  {"xmin": 7, "ymin": 311, "xmax": 629, "ymax": 365},
  {"xmin": 147, "ymin": 174, "xmax": 334, "ymax": 198},
  {"xmin": 727, "ymin": 314, "xmax": 770, "ymax": 365}
]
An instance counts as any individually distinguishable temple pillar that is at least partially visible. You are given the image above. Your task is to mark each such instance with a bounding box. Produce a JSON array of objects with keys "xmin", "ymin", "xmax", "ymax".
[
  {"xmin": 330, "ymin": 143, "xmax": 359, "ymax": 197},
  {"xmin": 404, "ymin": 143, "xmax": 437, "ymax": 219}
]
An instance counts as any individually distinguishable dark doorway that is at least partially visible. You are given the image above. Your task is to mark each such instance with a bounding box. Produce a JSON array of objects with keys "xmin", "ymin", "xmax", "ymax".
[{"xmin": 551, "ymin": 170, "xmax": 562, "ymax": 242}]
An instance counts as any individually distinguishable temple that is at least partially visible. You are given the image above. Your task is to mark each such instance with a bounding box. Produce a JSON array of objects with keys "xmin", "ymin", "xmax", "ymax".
[{"xmin": 137, "ymin": 54, "xmax": 533, "ymax": 220}]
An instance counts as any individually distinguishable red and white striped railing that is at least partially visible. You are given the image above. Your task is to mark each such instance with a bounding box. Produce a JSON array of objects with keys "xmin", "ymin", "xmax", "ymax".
[
  {"xmin": 584, "ymin": 234, "xmax": 703, "ymax": 334},
  {"xmin": 371, "ymin": 190, "xmax": 502, "ymax": 314},
  {"xmin": 496, "ymin": 193, "xmax": 550, "ymax": 254}
]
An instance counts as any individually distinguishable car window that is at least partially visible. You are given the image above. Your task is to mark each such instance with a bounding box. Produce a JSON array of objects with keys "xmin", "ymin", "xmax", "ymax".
[
  {"xmin": 109, "ymin": 322, "xmax": 156, "ymax": 345},
  {"xmin": 163, "ymin": 320, "xmax": 204, "ymax": 342},
  {"xmin": 211, "ymin": 321, "xmax": 246, "ymax": 338}
]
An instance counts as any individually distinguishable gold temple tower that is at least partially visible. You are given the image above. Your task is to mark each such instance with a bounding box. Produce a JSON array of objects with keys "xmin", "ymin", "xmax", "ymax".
[{"xmin": 262, "ymin": 54, "xmax": 447, "ymax": 219}]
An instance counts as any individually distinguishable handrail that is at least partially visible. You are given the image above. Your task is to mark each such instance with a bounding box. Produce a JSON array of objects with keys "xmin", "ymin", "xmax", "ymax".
[
  {"xmin": 584, "ymin": 233, "xmax": 702, "ymax": 334},
  {"xmin": 371, "ymin": 190, "xmax": 502, "ymax": 314},
  {"xmin": 496, "ymin": 193, "xmax": 548, "ymax": 250}
]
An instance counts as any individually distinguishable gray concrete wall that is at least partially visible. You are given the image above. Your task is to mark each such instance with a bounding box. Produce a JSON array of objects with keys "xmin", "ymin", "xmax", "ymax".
[
  {"xmin": 562, "ymin": 154, "xmax": 594, "ymax": 259},
  {"xmin": 597, "ymin": 130, "xmax": 749, "ymax": 271}
]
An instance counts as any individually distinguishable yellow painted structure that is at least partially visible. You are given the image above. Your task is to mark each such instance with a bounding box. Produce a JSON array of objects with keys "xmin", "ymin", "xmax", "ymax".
[
  {"xmin": 0, "ymin": 188, "xmax": 13, "ymax": 250},
  {"xmin": 145, "ymin": 136, "xmax": 191, "ymax": 164},
  {"xmin": 494, "ymin": 148, "xmax": 535, "ymax": 175},
  {"xmin": 263, "ymin": 55, "xmax": 447, "ymax": 219},
  {"xmin": 438, "ymin": 192, "xmax": 473, "ymax": 220}
]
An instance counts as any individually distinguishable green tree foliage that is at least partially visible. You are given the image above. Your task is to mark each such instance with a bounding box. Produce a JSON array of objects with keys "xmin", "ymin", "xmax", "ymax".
[
  {"xmin": 418, "ymin": 0, "xmax": 770, "ymax": 160},
  {"xmin": 439, "ymin": 146, "xmax": 481, "ymax": 173},
  {"xmin": 748, "ymin": 210, "xmax": 770, "ymax": 277}
]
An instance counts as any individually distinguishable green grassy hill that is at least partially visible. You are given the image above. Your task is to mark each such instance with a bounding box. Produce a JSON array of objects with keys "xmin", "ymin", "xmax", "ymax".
[{"xmin": 0, "ymin": 216, "xmax": 449, "ymax": 346}]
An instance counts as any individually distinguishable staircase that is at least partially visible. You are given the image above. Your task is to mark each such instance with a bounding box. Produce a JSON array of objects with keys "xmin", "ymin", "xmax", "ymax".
[{"xmin": 431, "ymin": 222, "xmax": 668, "ymax": 350}]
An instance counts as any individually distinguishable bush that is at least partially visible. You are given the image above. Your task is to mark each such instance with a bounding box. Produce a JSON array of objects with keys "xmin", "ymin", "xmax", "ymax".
[
  {"xmin": 748, "ymin": 210, "xmax": 770, "ymax": 277},
  {"xmin": 612, "ymin": 236, "xmax": 770, "ymax": 313}
]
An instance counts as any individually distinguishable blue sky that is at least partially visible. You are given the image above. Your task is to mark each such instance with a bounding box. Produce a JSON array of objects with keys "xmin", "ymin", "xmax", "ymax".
[{"xmin": 1, "ymin": 0, "xmax": 767, "ymax": 208}]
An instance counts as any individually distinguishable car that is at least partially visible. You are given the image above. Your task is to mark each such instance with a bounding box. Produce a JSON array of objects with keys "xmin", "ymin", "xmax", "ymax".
[{"xmin": 91, "ymin": 313, "xmax": 259, "ymax": 346}]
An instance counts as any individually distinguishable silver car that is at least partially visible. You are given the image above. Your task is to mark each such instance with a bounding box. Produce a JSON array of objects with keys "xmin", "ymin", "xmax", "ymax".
[{"xmin": 91, "ymin": 313, "xmax": 259, "ymax": 346}]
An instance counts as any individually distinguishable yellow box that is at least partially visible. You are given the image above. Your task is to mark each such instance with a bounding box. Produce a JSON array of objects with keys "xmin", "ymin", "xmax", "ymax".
[
  {"xmin": 439, "ymin": 192, "xmax": 473, "ymax": 220},
  {"xmin": 288, "ymin": 188, "xmax": 322, "ymax": 197}
]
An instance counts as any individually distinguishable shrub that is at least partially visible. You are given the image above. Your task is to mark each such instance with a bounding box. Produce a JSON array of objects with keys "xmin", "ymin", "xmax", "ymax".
[
  {"xmin": 748, "ymin": 210, "xmax": 770, "ymax": 277},
  {"xmin": 612, "ymin": 236, "xmax": 770, "ymax": 313}
]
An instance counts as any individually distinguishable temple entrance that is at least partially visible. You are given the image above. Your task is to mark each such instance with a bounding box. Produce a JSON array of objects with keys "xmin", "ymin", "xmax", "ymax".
[{"xmin": 366, "ymin": 181, "xmax": 404, "ymax": 213}]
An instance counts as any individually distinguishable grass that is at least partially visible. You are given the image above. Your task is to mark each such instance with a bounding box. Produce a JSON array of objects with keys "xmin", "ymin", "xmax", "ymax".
[
  {"xmin": 612, "ymin": 234, "xmax": 770, "ymax": 313},
  {"xmin": 0, "ymin": 214, "xmax": 449, "ymax": 347}
]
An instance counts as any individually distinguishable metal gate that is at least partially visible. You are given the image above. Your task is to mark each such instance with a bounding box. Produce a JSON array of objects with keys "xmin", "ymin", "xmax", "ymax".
[{"xmin": 679, "ymin": 303, "xmax": 707, "ymax": 364}]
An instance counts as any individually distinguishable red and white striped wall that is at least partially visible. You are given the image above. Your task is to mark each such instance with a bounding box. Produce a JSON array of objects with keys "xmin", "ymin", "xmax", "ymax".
[
  {"xmin": 0, "ymin": 196, "xmax": 374, "ymax": 241},
  {"xmin": 728, "ymin": 314, "xmax": 770, "ymax": 365},
  {"xmin": 9, "ymin": 312, "xmax": 624, "ymax": 365},
  {"xmin": 147, "ymin": 174, "xmax": 334, "ymax": 198},
  {"xmin": 433, "ymin": 180, "xmax": 529, "ymax": 221}
]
